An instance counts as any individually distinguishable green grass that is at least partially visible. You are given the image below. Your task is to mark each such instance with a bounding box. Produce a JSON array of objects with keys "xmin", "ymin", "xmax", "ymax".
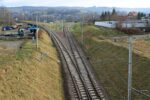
[
  {"xmin": 85, "ymin": 40, "xmax": 150, "ymax": 100},
  {"xmin": 72, "ymin": 24, "xmax": 150, "ymax": 100},
  {"xmin": 71, "ymin": 23, "xmax": 125, "ymax": 38},
  {"xmin": 15, "ymin": 41, "xmax": 34, "ymax": 60},
  {"xmin": 0, "ymin": 38, "xmax": 19, "ymax": 41}
]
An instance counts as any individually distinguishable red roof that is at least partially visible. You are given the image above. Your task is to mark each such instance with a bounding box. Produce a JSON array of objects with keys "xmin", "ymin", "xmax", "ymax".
[{"xmin": 128, "ymin": 11, "xmax": 138, "ymax": 17}]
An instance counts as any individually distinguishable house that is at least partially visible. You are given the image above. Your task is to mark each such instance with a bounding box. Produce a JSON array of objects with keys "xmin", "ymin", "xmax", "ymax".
[
  {"xmin": 128, "ymin": 11, "xmax": 138, "ymax": 17},
  {"xmin": 95, "ymin": 21, "xmax": 117, "ymax": 28}
]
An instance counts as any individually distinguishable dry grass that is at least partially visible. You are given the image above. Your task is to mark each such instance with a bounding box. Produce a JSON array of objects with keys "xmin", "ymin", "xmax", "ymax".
[
  {"xmin": 93, "ymin": 36, "xmax": 150, "ymax": 59},
  {"xmin": 0, "ymin": 29, "xmax": 64, "ymax": 100},
  {"xmin": 133, "ymin": 39, "xmax": 150, "ymax": 58}
]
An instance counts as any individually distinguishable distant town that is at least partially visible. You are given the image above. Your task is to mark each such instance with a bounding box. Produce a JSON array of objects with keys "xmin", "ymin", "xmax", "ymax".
[{"xmin": 1, "ymin": 7, "xmax": 150, "ymax": 33}]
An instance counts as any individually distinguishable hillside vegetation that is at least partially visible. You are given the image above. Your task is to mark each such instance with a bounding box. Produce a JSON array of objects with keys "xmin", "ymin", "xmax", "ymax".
[
  {"xmin": 71, "ymin": 23, "xmax": 124, "ymax": 38},
  {"xmin": 0, "ymin": 29, "xmax": 64, "ymax": 100},
  {"xmin": 71, "ymin": 23, "xmax": 150, "ymax": 100}
]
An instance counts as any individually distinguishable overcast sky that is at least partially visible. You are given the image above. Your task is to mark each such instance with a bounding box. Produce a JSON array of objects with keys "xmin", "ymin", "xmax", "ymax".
[{"xmin": 0, "ymin": 0, "xmax": 150, "ymax": 8}]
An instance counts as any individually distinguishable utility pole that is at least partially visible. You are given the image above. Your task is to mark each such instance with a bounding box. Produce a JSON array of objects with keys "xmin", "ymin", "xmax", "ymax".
[
  {"xmin": 3, "ymin": 7, "xmax": 6, "ymax": 25},
  {"xmin": 81, "ymin": 14, "xmax": 84, "ymax": 45},
  {"xmin": 128, "ymin": 35, "xmax": 133, "ymax": 100},
  {"xmin": 62, "ymin": 20, "xmax": 64, "ymax": 32},
  {"xmin": 36, "ymin": 16, "xmax": 39, "ymax": 50},
  {"xmin": 9, "ymin": 13, "xmax": 11, "ymax": 25}
]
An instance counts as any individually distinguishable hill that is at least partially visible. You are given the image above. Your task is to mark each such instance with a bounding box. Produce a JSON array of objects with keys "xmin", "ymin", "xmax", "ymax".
[
  {"xmin": 71, "ymin": 23, "xmax": 150, "ymax": 100},
  {"xmin": 9, "ymin": 6, "xmax": 150, "ymax": 13},
  {"xmin": 0, "ymin": 29, "xmax": 64, "ymax": 100}
]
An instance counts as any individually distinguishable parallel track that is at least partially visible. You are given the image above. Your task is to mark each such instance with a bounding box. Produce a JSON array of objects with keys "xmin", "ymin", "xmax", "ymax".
[
  {"xmin": 40, "ymin": 26, "xmax": 107, "ymax": 100},
  {"xmin": 63, "ymin": 28, "xmax": 106, "ymax": 100}
]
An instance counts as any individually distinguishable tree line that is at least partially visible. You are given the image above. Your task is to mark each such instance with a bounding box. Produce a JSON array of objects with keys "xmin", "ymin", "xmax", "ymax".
[
  {"xmin": 100, "ymin": 8, "xmax": 150, "ymax": 21},
  {"xmin": 100, "ymin": 8, "xmax": 118, "ymax": 21}
]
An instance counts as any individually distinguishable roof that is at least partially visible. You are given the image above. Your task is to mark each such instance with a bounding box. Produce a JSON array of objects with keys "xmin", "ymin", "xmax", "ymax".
[{"xmin": 128, "ymin": 11, "xmax": 138, "ymax": 17}]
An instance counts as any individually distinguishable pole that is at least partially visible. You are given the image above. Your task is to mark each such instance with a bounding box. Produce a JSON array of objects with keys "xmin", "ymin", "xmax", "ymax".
[
  {"xmin": 128, "ymin": 35, "xmax": 133, "ymax": 100},
  {"xmin": 9, "ymin": 13, "xmax": 10, "ymax": 25},
  {"xmin": 62, "ymin": 20, "xmax": 64, "ymax": 32},
  {"xmin": 3, "ymin": 7, "xmax": 5, "ymax": 25},
  {"xmin": 36, "ymin": 16, "xmax": 39, "ymax": 50},
  {"xmin": 81, "ymin": 14, "xmax": 84, "ymax": 45},
  {"xmin": 36, "ymin": 28, "xmax": 39, "ymax": 49}
]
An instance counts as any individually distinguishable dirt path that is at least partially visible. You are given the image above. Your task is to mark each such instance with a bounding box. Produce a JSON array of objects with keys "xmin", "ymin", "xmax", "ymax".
[
  {"xmin": 0, "ymin": 40, "xmax": 24, "ymax": 55},
  {"xmin": 0, "ymin": 41, "xmax": 23, "ymax": 49}
]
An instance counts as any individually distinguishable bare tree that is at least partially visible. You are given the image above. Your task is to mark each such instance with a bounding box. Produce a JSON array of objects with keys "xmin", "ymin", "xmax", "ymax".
[{"xmin": 0, "ymin": 6, "xmax": 14, "ymax": 25}]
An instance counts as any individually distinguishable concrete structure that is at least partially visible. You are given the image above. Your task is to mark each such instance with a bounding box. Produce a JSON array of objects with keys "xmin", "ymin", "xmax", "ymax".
[
  {"xmin": 95, "ymin": 20, "xmax": 149, "ymax": 29},
  {"xmin": 95, "ymin": 21, "xmax": 117, "ymax": 28},
  {"xmin": 122, "ymin": 21, "xmax": 146, "ymax": 28}
]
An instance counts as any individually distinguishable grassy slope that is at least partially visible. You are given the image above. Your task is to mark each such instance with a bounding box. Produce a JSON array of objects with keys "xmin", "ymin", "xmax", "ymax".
[
  {"xmin": 71, "ymin": 23, "xmax": 150, "ymax": 100},
  {"xmin": 71, "ymin": 23, "xmax": 124, "ymax": 38},
  {"xmin": 0, "ymin": 30, "xmax": 64, "ymax": 100}
]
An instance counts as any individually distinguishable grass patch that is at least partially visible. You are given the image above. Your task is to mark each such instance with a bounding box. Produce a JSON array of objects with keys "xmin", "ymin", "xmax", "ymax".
[
  {"xmin": 85, "ymin": 40, "xmax": 150, "ymax": 100},
  {"xmin": 16, "ymin": 41, "xmax": 34, "ymax": 60},
  {"xmin": 72, "ymin": 24, "xmax": 150, "ymax": 100},
  {"xmin": 71, "ymin": 23, "xmax": 125, "ymax": 39}
]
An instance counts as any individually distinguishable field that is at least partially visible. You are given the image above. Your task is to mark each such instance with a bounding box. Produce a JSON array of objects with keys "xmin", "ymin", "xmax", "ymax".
[
  {"xmin": 0, "ymin": 29, "xmax": 64, "ymax": 100},
  {"xmin": 71, "ymin": 23, "xmax": 150, "ymax": 100}
]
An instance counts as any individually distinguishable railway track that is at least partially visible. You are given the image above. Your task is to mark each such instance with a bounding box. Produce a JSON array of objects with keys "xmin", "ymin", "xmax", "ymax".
[
  {"xmin": 40, "ymin": 25, "xmax": 108, "ymax": 100},
  {"xmin": 63, "ymin": 28, "xmax": 107, "ymax": 100}
]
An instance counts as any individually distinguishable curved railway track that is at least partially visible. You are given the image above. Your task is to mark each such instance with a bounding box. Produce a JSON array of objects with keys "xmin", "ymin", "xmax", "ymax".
[
  {"xmin": 63, "ymin": 28, "xmax": 106, "ymax": 100},
  {"xmin": 40, "ymin": 25, "xmax": 108, "ymax": 100}
]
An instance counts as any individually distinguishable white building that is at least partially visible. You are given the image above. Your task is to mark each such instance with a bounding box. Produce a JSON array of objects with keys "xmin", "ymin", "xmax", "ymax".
[
  {"xmin": 95, "ymin": 21, "xmax": 117, "ymax": 28},
  {"xmin": 95, "ymin": 20, "xmax": 148, "ymax": 28}
]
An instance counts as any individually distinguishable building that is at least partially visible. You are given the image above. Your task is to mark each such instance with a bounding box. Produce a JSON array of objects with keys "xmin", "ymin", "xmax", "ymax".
[
  {"xmin": 95, "ymin": 20, "xmax": 150, "ymax": 32},
  {"xmin": 95, "ymin": 21, "xmax": 117, "ymax": 28}
]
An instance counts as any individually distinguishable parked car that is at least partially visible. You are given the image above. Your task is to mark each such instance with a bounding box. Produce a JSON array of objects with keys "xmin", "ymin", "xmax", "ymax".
[{"xmin": 2, "ymin": 26, "xmax": 14, "ymax": 31}]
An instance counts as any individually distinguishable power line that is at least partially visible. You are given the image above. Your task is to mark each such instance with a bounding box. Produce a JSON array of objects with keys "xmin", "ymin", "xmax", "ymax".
[{"xmin": 132, "ymin": 88, "xmax": 150, "ymax": 98}]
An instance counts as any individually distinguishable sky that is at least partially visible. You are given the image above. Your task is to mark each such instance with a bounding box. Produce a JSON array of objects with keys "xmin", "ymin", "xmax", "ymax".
[{"xmin": 0, "ymin": 0, "xmax": 150, "ymax": 8}]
